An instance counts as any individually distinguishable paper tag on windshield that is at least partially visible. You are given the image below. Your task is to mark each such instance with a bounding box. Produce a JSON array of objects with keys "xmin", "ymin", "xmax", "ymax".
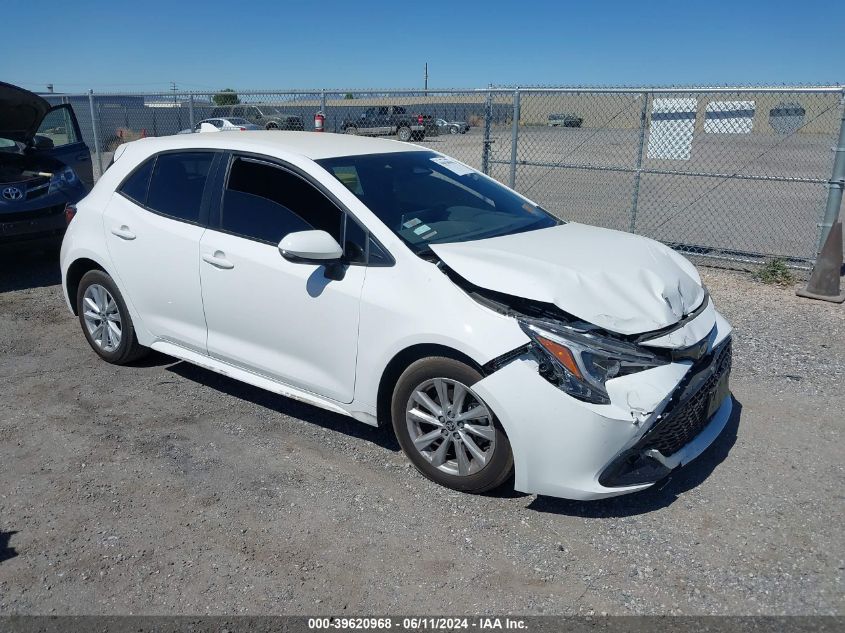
[{"xmin": 431, "ymin": 156, "xmax": 474, "ymax": 176}]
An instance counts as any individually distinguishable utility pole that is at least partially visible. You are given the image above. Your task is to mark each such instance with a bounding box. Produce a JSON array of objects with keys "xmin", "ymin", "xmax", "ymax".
[
  {"xmin": 170, "ymin": 81, "xmax": 178, "ymax": 107},
  {"xmin": 424, "ymin": 63, "xmax": 428, "ymax": 96}
]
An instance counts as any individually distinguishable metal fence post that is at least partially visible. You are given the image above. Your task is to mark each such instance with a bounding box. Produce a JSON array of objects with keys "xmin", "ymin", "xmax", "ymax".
[
  {"xmin": 629, "ymin": 91, "xmax": 650, "ymax": 234},
  {"xmin": 188, "ymin": 94, "xmax": 195, "ymax": 131},
  {"xmin": 87, "ymin": 90, "xmax": 103, "ymax": 178},
  {"xmin": 817, "ymin": 90, "xmax": 845, "ymax": 251},
  {"xmin": 481, "ymin": 89, "xmax": 493, "ymax": 175},
  {"xmin": 320, "ymin": 89, "xmax": 327, "ymax": 131},
  {"xmin": 509, "ymin": 89, "xmax": 521, "ymax": 188}
]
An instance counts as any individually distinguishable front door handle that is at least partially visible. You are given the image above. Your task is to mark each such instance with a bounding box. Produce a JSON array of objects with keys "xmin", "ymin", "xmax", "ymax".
[
  {"xmin": 202, "ymin": 251, "xmax": 234, "ymax": 270},
  {"xmin": 110, "ymin": 225, "xmax": 136, "ymax": 240}
]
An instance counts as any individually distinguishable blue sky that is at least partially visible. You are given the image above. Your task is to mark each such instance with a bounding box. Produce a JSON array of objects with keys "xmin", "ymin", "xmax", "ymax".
[{"xmin": 2, "ymin": 0, "xmax": 842, "ymax": 93}]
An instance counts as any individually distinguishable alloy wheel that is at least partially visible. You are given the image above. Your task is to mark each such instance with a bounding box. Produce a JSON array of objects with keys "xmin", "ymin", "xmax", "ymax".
[
  {"xmin": 405, "ymin": 377, "xmax": 495, "ymax": 477},
  {"xmin": 82, "ymin": 284, "xmax": 122, "ymax": 352}
]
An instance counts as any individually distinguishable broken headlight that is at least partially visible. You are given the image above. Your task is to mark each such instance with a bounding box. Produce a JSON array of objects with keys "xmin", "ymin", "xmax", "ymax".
[{"xmin": 519, "ymin": 318, "xmax": 667, "ymax": 405}]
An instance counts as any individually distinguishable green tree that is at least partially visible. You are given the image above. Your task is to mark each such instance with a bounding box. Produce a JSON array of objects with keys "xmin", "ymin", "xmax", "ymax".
[
  {"xmin": 344, "ymin": 93, "xmax": 355, "ymax": 100},
  {"xmin": 213, "ymin": 89, "xmax": 241, "ymax": 106}
]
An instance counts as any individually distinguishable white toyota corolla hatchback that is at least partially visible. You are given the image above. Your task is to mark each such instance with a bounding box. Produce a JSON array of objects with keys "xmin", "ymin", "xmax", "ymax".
[{"xmin": 60, "ymin": 132, "xmax": 733, "ymax": 500}]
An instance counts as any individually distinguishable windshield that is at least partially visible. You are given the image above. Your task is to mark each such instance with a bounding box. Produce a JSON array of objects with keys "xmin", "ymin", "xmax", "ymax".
[{"xmin": 317, "ymin": 151, "xmax": 558, "ymax": 253}]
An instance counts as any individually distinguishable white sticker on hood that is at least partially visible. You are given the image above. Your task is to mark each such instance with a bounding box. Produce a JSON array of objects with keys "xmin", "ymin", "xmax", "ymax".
[{"xmin": 431, "ymin": 156, "xmax": 475, "ymax": 176}]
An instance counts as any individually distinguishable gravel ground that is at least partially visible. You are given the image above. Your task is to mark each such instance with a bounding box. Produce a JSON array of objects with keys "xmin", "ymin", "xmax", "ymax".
[{"xmin": 0, "ymin": 250, "xmax": 843, "ymax": 615}]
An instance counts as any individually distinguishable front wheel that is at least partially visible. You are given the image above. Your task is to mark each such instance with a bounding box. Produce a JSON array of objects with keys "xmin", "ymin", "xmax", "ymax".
[
  {"xmin": 266, "ymin": 121, "xmax": 279, "ymax": 130},
  {"xmin": 396, "ymin": 125, "xmax": 412, "ymax": 142},
  {"xmin": 449, "ymin": 125, "xmax": 459, "ymax": 135},
  {"xmin": 344, "ymin": 126, "xmax": 358, "ymax": 135},
  {"xmin": 77, "ymin": 270, "xmax": 148, "ymax": 365},
  {"xmin": 391, "ymin": 357, "xmax": 513, "ymax": 494}
]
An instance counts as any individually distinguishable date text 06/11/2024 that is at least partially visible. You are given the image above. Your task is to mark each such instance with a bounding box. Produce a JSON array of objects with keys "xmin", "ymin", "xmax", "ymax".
[{"xmin": 306, "ymin": 617, "xmax": 528, "ymax": 630}]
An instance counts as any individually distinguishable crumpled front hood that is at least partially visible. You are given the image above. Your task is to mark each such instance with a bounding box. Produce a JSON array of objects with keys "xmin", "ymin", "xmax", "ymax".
[
  {"xmin": 430, "ymin": 223, "xmax": 705, "ymax": 336},
  {"xmin": 0, "ymin": 82, "xmax": 50, "ymax": 144}
]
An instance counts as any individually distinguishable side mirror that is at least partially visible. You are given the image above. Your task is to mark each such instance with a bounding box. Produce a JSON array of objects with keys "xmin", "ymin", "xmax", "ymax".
[
  {"xmin": 279, "ymin": 230, "xmax": 343, "ymax": 263},
  {"xmin": 32, "ymin": 135, "xmax": 54, "ymax": 150}
]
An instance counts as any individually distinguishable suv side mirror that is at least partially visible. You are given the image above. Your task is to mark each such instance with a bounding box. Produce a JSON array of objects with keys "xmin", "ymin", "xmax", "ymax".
[
  {"xmin": 279, "ymin": 230, "xmax": 343, "ymax": 263},
  {"xmin": 32, "ymin": 135, "xmax": 54, "ymax": 150}
]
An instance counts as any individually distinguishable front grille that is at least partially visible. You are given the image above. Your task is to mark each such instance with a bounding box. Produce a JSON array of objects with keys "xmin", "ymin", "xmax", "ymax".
[
  {"xmin": 0, "ymin": 204, "xmax": 64, "ymax": 223},
  {"xmin": 638, "ymin": 339, "xmax": 732, "ymax": 456}
]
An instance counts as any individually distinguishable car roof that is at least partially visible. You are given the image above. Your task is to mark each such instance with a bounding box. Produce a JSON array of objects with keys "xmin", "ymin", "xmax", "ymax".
[{"xmin": 123, "ymin": 131, "xmax": 425, "ymax": 160}]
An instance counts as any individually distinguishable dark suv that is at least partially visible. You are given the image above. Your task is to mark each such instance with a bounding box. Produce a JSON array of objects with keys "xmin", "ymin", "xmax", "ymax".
[
  {"xmin": 1, "ymin": 82, "xmax": 92, "ymax": 246},
  {"xmin": 210, "ymin": 105, "xmax": 304, "ymax": 130},
  {"xmin": 341, "ymin": 106, "xmax": 436, "ymax": 141}
]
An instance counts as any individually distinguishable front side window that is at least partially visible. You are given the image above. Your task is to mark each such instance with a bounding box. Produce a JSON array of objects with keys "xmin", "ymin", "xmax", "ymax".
[
  {"xmin": 316, "ymin": 151, "xmax": 558, "ymax": 254},
  {"xmin": 36, "ymin": 107, "xmax": 80, "ymax": 147},
  {"xmin": 145, "ymin": 152, "xmax": 215, "ymax": 223},
  {"xmin": 220, "ymin": 157, "xmax": 343, "ymax": 246}
]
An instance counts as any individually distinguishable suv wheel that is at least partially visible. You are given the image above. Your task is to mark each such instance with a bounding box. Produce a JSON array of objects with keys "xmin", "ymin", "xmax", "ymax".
[
  {"xmin": 344, "ymin": 126, "xmax": 358, "ymax": 135},
  {"xmin": 397, "ymin": 125, "xmax": 412, "ymax": 142},
  {"xmin": 391, "ymin": 357, "xmax": 513, "ymax": 494},
  {"xmin": 266, "ymin": 121, "xmax": 279, "ymax": 130},
  {"xmin": 77, "ymin": 270, "xmax": 148, "ymax": 365}
]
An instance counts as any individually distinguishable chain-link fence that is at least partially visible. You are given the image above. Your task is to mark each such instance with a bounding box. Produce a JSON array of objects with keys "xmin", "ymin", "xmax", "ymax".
[{"xmin": 43, "ymin": 86, "xmax": 845, "ymax": 267}]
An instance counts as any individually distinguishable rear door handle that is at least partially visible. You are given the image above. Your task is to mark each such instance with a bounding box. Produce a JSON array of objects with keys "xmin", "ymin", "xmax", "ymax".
[
  {"xmin": 110, "ymin": 226, "xmax": 136, "ymax": 240},
  {"xmin": 202, "ymin": 252, "xmax": 234, "ymax": 269},
  {"xmin": 76, "ymin": 153, "xmax": 91, "ymax": 161}
]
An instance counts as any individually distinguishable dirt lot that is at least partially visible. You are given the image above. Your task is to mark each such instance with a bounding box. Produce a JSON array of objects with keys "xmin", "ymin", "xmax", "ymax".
[{"xmin": 0, "ymin": 249, "xmax": 843, "ymax": 615}]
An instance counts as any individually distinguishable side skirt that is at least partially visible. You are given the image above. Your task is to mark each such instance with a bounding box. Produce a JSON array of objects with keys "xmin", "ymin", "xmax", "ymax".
[{"xmin": 150, "ymin": 340, "xmax": 378, "ymax": 424}]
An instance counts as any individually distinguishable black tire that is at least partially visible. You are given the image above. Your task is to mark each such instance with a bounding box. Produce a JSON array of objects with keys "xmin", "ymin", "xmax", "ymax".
[
  {"xmin": 391, "ymin": 357, "xmax": 514, "ymax": 494},
  {"xmin": 396, "ymin": 125, "xmax": 412, "ymax": 142},
  {"xmin": 344, "ymin": 125, "xmax": 358, "ymax": 135},
  {"xmin": 76, "ymin": 269, "xmax": 148, "ymax": 365},
  {"xmin": 449, "ymin": 125, "xmax": 459, "ymax": 135}
]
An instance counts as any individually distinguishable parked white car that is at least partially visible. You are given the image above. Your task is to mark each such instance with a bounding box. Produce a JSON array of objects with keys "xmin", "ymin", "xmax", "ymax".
[
  {"xmin": 177, "ymin": 117, "xmax": 262, "ymax": 134},
  {"xmin": 60, "ymin": 132, "xmax": 733, "ymax": 500}
]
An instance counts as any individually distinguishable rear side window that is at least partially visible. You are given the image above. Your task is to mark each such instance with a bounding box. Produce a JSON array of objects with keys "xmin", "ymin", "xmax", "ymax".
[
  {"xmin": 220, "ymin": 157, "xmax": 342, "ymax": 244},
  {"xmin": 119, "ymin": 158, "xmax": 154, "ymax": 204},
  {"xmin": 146, "ymin": 152, "xmax": 215, "ymax": 223}
]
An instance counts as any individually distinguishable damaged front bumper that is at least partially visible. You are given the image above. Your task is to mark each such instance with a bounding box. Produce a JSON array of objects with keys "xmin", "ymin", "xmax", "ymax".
[{"xmin": 471, "ymin": 310, "xmax": 733, "ymax": 500}]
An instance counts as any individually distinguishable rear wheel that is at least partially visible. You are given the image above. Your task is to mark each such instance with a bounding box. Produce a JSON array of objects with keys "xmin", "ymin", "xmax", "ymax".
[
  {"xmin": 397, "ymin": 125, "xmax": 412, "ymax": 142},
  {"xmin": 76, "ymin": 270, "xmax": 148, "ymax": 365},
  {"xmin": 449, "ymin": 125, "xmax": 459, "ymax": 135},
  {"xmin": 266, "ymin": 121, "xmax": 279, "ymax": 130},
  {"xmin": 391, "ymin": 357, "xmax": 513, "ymax": 494},
  {"xmin": 344, "ymin": 125, "xmax": 358, "ymax": 135}
]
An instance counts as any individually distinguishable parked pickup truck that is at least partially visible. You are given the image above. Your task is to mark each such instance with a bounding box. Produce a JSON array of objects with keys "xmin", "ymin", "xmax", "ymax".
[{"xmin": 341, "ymin": 106, "xmax": 436, "ymax": 141}]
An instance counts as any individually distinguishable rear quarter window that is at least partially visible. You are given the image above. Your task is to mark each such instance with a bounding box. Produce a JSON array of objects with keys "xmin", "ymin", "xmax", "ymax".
[{"xmin": 119, "ymin": 158, "xmax": 154, "ymax": 204}]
